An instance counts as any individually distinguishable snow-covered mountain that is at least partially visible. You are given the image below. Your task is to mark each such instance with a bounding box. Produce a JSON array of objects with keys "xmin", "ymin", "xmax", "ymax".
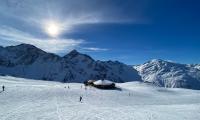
[
  {"xmin": 188, "ymin": 64, "xmax": 200, "ymax": 70},
  {"xmin": 0, "ymin": 44, "xmax": 141, "ymax": 83},
  {"xmin": 134, "ymin": 59, "xmax": 200, "ymax": 90},
  {"xmin": 1, "ymin": 44, "xmax": 200, "ymax": 89}
]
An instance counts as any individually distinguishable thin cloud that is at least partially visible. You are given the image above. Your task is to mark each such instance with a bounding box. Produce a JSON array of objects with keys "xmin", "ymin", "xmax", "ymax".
[
  {"xmin": 0, "ymin": 0, "xmax": 148, "ymax": 35},
  {"xmin": 83, "ymin": 47, "xmax": 109, "ymax": 52},
  {"xmin": 0, "ymin": 0, "xmax": 148, "ymax": 54},
  {"xmin": 0, "ymin": 25, "xmax": 84, "ymax": 53}
]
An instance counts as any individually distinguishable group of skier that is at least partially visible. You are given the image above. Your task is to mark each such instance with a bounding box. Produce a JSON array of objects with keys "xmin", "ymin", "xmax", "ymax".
[{"xmin": 64, "ymin": 85, "xmax": 83, "ymax": 102}]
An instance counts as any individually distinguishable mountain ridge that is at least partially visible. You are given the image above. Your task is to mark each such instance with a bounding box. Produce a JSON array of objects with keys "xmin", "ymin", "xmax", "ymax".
[
  {"xmin": 0, "ymin": 44, "xmax": 141, "ymax": 83},
  {"xmin": 0, "ymin": 44, "xmax": 200, "ymax": 89},
  {"xmin": 134, "ymin": 59, "xmax": 200, "ymax": 89}
]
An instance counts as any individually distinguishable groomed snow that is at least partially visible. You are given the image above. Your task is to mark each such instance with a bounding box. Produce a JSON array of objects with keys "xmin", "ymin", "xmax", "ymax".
[{"xmin": 0, "ymin": 76, "xmax": 200, "ymax": 120}]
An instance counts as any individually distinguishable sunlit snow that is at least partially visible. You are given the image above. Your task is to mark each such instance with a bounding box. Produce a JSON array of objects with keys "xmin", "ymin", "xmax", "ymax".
[{"xmin": 0, "ymin": 76, "xmax": 200, "ymax": 120}]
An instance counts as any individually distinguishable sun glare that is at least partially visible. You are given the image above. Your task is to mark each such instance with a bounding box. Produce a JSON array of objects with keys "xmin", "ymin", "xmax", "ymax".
[{"xmin": 45, "ymin": 21, "xmax": 61, "ymax": 37}]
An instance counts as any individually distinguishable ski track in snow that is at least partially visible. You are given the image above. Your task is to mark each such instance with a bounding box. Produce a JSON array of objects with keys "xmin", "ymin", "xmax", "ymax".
[
  {"xmin": 54, "ymin": 87, "xmax": 63, "ymax": 120},
  {"xmin": 0, "ymin": 76, "xmax": 200, "ymax": 120}
]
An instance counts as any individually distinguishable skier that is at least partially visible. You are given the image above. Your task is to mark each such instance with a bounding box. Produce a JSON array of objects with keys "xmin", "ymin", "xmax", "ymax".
[
  {"xmin": 79, "ymin": 96, "xmax": 82, "ymax": 102},
  {"xmin": 2, "ymin": 85, "xmax": 5, "ymax": 91},
  {"xmin": 68, "ymin": 86, "xmax": 70, "ymax": 89}
]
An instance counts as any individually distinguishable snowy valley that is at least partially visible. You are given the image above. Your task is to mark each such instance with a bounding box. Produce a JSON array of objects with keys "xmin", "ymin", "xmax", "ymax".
[{"xmin": 0, "ymin": 76, "xmax": 200, "ymax": 120}]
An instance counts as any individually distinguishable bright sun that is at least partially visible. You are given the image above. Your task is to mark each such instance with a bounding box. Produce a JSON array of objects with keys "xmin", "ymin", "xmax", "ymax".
[{"xmin": 45, "ymin": 21, "xmax": 61, "ymax": 37}]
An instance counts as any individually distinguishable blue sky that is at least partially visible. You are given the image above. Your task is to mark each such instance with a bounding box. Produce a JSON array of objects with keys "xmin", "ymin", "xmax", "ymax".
[{"xmin": 0, "ymin": 0, "xmax": 200, "ymax": 65}]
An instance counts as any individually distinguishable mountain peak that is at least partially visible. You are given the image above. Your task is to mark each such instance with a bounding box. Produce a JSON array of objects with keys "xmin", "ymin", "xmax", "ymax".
[
  {"xmin": 148, "ymin": 59, "xmax": 176, "ymax": 65},
  {"xmin": 135, "ymin": 59, "xmax": 200, "ymax": 90},
  {"xmin": 6, "ymin": 43, "xmax": 36, "ymax": 49},
  {"xmin": 68, "ymin": 49, "xmax": 79, "ymax": 55},
  {"xmin": 5, "ymin": 44, "xmax": 45, "ymax": 53},
  {"xmin": 144, "ymin": 59, "xmax": 165, "ymax": 65},
  {"xmin": 63, "ymin": 49, "xmax": 79, "ymax": 58},
  {"xmin": 17, "ymin": 43, "xmax": 35, "ymax": 47},
  {"xmin": 63, "ymin": 49, "xmax": 94, "ymax": 61}
]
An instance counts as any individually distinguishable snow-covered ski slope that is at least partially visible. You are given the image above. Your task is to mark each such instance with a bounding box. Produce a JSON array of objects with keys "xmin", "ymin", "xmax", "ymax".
[{"xmin": 0, "ymin": 76, "xmax": 200, "ymax": 120}]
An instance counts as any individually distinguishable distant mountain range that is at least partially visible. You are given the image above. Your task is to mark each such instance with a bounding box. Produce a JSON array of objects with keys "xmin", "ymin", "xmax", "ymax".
[
  {"xmin": 0, "ymin": 44, "xmax": 141, "ymax": 83},
  {"xmin": 0, "ymin": 44, "xmax": 199, "ymax": 89}
]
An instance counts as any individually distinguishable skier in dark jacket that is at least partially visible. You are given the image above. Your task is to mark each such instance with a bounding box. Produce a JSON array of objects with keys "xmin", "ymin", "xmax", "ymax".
[
  {"xmin": 79, "ymin": 96, "xmax": 82, "ymax": 102},
  {"xmin": 2, "ymin": 85, "xmax": 5, "ymax": 91}
]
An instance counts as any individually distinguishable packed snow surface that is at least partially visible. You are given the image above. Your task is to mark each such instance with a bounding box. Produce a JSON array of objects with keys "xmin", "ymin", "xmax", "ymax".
[{"xmin": 0, "ymin": 76, "xmax": 200, "ymax": 120}]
